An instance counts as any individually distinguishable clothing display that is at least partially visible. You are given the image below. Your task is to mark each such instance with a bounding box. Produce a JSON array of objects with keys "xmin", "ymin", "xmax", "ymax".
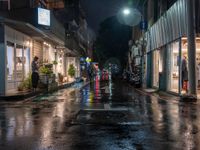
[{"xmin": 181, "ymin": 57, "xmax": 188, "ymax": 91}]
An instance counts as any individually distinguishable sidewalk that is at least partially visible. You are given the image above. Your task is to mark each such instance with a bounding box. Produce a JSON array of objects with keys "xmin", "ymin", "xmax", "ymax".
[
  {"xmin": 135, "ymin": 88, "xmax": 181, "ymax": 102},
  {"xmin": 0, "ymin": 81, "xmax": 82, "ymax": 101},
  {"xmin": 136, "ymin": 87, "xmax": 198, "ymax": 102}
]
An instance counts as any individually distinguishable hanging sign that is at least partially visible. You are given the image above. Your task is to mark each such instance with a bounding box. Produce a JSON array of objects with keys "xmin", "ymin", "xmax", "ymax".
[{"xmin": 38, "ymin": 8, "xmax": 50, "ymax": 26}]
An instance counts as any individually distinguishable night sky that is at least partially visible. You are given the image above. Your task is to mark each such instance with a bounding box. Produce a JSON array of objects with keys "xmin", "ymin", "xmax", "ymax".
[{"xmin": 80, "ymin": 0, "xmax": 142, "ymax": 33}]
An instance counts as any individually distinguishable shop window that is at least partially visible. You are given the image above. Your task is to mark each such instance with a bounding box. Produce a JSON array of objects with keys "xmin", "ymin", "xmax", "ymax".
[
  {"xmin": 24, "ymin": 47, "xmax": 30, "ymax": 78},
  {"xmin": 182, "ymin": 37, "xmax": 200, "ymax": 97},
  {"xmin": 43, "ymin": 45, "xmax": 50, "ymax": 63},
  {"xmin": 6, "ymin": 42, "xmax": 31, "ymax": 92},
  {"xmin": 168, "ymin": 41, "xmax": 179, "ymax": 93},
  {"xmin": 16, "ymin": 45, "xmax": 23, "ymax": 82},
  {"xmin": 6, "ymin": 42, "xmax": 15, "ymax": 90}
]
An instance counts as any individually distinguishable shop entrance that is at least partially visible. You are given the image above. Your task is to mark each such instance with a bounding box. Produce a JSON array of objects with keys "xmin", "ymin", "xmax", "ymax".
[
  {"xmin": 6, "ymin": 42, "xmax": 30, "ymax": 92},
  {"xmin": 168, "ymin": 37, "xmax": 200, "ymax": 96},
  {"xmin": 168, "ymin": 41, "xmax": 180, "ymax": 93},
  {"xmin": 181, "ymin": 37, "xmax": 200, "ymax": 96}
]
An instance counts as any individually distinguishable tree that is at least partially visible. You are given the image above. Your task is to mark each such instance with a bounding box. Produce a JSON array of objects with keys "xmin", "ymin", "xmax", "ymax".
[
  {"xmin": 68, "ymin": 64, "xmax": 76, "ymax": 77},
  {"xmin": 94, "ymin": 16, "xmax": 132, "ymax": 69}
]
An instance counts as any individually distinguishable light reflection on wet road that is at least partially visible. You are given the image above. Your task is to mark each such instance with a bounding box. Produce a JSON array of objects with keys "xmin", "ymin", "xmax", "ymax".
[{"xmin": 0, "ymin": 80, "xmax": 200, "ymax": 150}]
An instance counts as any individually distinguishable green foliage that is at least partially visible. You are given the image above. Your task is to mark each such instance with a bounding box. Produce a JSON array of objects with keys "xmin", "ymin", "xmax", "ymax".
[
  {"xmin": 52, "ymin": 60, "xmax": 58, "ymax": 65},
  {"xmin": 18, "ymin": 74, "xmax": 32, "ymax": 91},
  {"xmin": 68, "ymin": 64, "xmax": 75, "ymax": 77},
  {"xmin": 39, "ymin": 66, "xmax": 53, "ymax": 75}
]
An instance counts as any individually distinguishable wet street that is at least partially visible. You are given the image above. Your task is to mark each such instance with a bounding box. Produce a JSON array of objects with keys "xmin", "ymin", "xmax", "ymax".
[{"xmin": 0, "ymin": 79, "xmax": 200, "ymax": 150}]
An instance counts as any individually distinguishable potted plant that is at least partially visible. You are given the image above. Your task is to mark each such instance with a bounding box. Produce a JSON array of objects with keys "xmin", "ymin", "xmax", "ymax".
[
  {"xmin": 68, "ymin": 64, "xmax": 76, "ymax": 81},
  {"xmin": 18, "ymin": 83, "xmax": 24, "ymax": 91},
  {"xmin": 18, "ymin": 74, "xmax": 32, "ymax": 91},
  {"xmin": 58, "ymin": 73, "xmax": 64, "ymax": 83},
  {"xmin": 39, "ymin": 65, "xmax": 53, "ymax": 84},
  {"xmin": 52, "ymin": 60, "xmax": 58, "ymax": 65}
]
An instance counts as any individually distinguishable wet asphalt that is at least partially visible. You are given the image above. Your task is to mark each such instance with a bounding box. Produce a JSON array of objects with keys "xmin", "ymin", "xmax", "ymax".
[{"xmin": 0, "ymin": 79, "xmax": 200, "ymax": 150}]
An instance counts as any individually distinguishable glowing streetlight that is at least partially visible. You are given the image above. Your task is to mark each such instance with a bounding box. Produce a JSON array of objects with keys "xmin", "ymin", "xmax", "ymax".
[
  {"xmin": 123, "ymin": 8, "xmax": 130, "ymax": 15},
  {"xmin": 117, "ymin": 8, "xmax": 142, "ymax": 27}
]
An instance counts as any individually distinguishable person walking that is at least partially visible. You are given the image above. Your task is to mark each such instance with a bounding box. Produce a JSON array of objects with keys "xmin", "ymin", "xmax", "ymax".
[{"xmin": 31, "ymin": 56, "xmax": 39, "ymax": 92}]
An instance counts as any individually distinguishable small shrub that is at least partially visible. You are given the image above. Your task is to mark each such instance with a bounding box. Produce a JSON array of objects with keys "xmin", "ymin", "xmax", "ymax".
[
  {"xmin": 39, "ymin": 66, "xmax": 52, "ymax": 75},
  {"xmin": 18, "ymin": 74, "xmax": 32, "ymax": 91},
  {"xmin": 68, "ymin": 64, "xmax": 75, "ymax": 77},
  {"xmin": 52, "ymin": 60, "xmax": 58, "ymax": 65}
]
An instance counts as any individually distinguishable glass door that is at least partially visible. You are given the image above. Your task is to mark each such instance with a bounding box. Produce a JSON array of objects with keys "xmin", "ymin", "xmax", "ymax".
[
  {"xmin": 6, "ymin": 42, "xmax": 15, "ymax": 90},
  {"xmin": 24, "ymin": 47, "xmax": 30, "ymax": 78},
  {"xmin": 6, "ymin": 42, "xmax": 31, "ymax": 92},
  {"xmin": 16, "ymin": 45, "xmax": 23, "ymax": 87},
  {"xmin": 168, "ymin": 41, "xmax": 180, "ymax": 93}
]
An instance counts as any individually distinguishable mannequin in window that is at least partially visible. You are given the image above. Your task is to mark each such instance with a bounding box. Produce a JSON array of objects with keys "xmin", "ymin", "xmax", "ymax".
[{"xmin": 181, "ymin": 56, "xmax": 188, "ymax": 93}]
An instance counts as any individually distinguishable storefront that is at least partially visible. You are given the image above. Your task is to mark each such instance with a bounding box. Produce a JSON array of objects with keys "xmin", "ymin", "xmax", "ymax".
[
  {"xmin": 56, "ymin": 50, "xmax": 65, "ymax": 76},
  {"xmin": 167, "ymin": 40, "xmax": 180, "ymax": 93},
  {"xmin": 144, "ymin": 0, "xmax": 200, "ymax": 97},
  {"xmin": 0, "ymin": 8, "xmax": 81, "ymax": 96},
  {"xmin": 66, "ymin": 57, "xmax": 80, "ymax": 79},
  {"xmin": 147, "ymin": 37, "xmax": 200, "ymax": 97},
  {"xmin": 5, "ymin": 26, "xmax": 32, "ymax": 93},
  {"xmin": 3, "ymin": 24, "xmax": 69, "ymax": 94}
]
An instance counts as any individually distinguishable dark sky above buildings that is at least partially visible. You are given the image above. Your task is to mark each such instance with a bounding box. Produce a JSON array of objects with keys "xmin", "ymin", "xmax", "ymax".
[{"xmin": 80, "ymin": 0, "xmax": 143, "ymax": 33}]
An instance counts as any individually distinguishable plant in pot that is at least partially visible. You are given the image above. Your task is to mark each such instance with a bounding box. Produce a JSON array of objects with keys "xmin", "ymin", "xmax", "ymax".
[
  {"xmin": 58, "ymin": 73, "xmax": 64, "ymax": 83},
  {"xmin": 68, "ymin": 64, "xmax": 75, "ymax": 81},
  {"xmin": 39, "ymin": 66, "xmax": 52, "ymax": 75},
  {"xmin": 18, "ymin": 74, "xmax": 32, "ymax": 91},
  {"xmin": 39, "ymin": 66, "xmax": 53, "ymax": 84},
  {"xmin": 52, "ymin": 60, "xmax": 58, "ymax": 65},
  {"xmin": 18, "ymin": 83, "xmax": 24, "ymax": 91}
]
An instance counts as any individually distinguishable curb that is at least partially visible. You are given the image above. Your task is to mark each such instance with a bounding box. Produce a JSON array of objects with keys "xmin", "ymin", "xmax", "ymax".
[
  {"xmin": 134, "ymin": 88, "xmax": 180, "ymax": 102},
  {"xmin": 0, "ymin": 81, "xmax": 83, "ymax": 101}
]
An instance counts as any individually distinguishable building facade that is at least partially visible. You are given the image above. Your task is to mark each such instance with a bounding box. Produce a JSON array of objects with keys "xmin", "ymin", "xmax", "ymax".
[
  {"xmin": 0, "ymin": 0, "xmax": 89, "ymax": 95},
  {"xmin": 146, "ymin": 0, "xmax": 199, "ymax": 97},
  {"xmin": 130, "ymin": 0, "xmax": 200, "ymax": 98}
]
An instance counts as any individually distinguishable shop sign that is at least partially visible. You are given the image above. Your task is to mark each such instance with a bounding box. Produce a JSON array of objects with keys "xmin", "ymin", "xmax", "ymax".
[
  {"xmin": 140, "ymin": 20, "xmax": 147, "ymax": 31},
  {"xmin": 38, "ymin": 8, "xmax": 50, "ymax": 26}
]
